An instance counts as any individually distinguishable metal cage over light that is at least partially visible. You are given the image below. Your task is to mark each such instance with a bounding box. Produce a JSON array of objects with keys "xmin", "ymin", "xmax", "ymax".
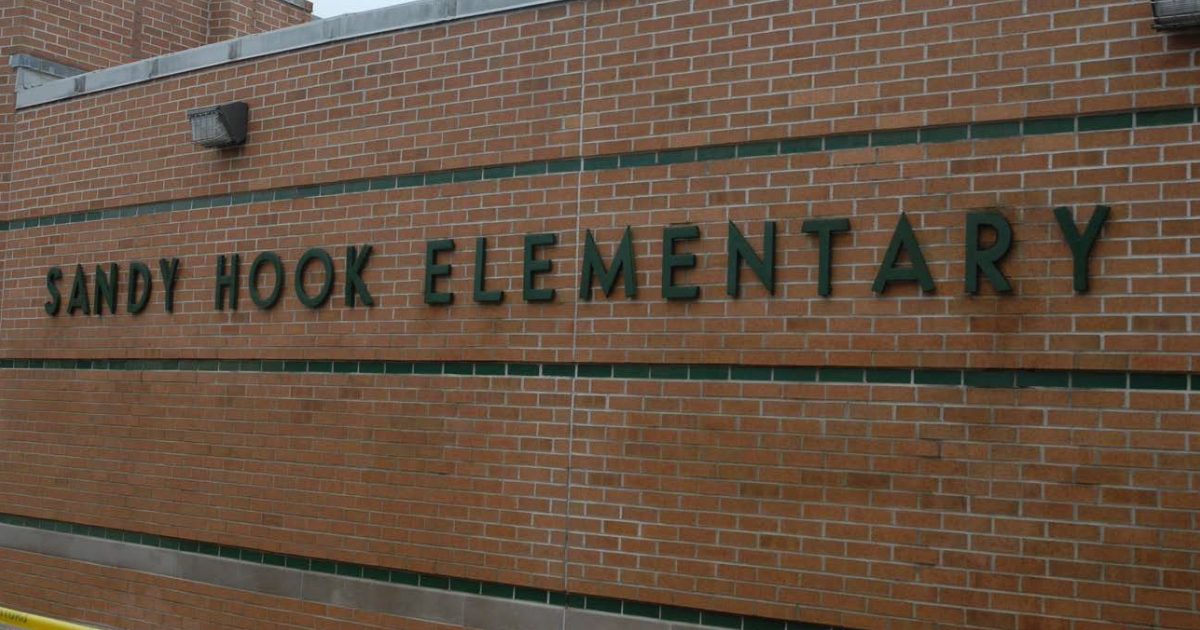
[
  {"xmin": 1151, "ymin": 0, "xmax": 1200, "ymax": 30},
  {"xmin": 186, "ymin": 102, "xmax": 249, "ymax": 148}
]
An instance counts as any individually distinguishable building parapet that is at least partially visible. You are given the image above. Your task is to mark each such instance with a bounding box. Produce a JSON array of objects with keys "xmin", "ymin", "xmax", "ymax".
[{"xmin": 15, "ymin": 0, "xmax": 561, "ymax": 110}]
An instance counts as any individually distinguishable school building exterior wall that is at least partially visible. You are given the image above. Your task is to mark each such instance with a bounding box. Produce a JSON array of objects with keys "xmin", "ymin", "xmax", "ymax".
[{"xmin": 0, "ymin": 1, "xmax": 1197, "ymax": 630}]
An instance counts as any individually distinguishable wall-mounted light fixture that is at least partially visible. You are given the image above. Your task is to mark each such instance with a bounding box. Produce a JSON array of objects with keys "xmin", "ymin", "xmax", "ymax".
[
  {"xmin": 1152, "ymin": 0, "xmax": 1200, "ymax": 30},
  {"xmin": 187, "ymin": 102, "xmax": 249, "ymax": 148}
]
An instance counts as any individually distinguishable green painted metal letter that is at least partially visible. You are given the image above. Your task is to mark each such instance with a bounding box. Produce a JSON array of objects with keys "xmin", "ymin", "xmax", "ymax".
[
  {"xmin": 523, "ymin": 233, "xmax": 556, "ymax": 303},
  {"xmin": 44, "ymin": 267, "xmax": 62, "ymax": 316},
  {"xmin": 295, "ymin": 248, "xmax": 334, "ymax": 309},
  {"xmin": 127, "ymin": 262, "xmax": 152, "ymax": 314},
  {"xmin": 250, "ymin": 251, "xmax": 284, "ymax": 310},
  {"xmin": 1054, "ymin": 205, "xmax": 1110, "ymax": 293},
  {"xmin": 94, "ymin": 263, "xmax": 118, "ymax": 316},
  {"xmin": 424, "ymin": 239, "xmax": 455, "ymax": 305},
  {"xmin": 67, "ymin": 264, "xmax": 90, "ymax": 316},
  {"xmin": 801, "ymin": 218, "xmax": 851, "ymax": 297},
  {"xmin": 473, "ymin": 237, "xmax": 503, "ymax": 304},
  {"xmin": 580, "ymin": 227, "xmax": 636, "ymax": 301},
  {"xmin": 872, "ymin": 213, "xmax": 936, "ymax": 294},
  {"xmin": 965, "ymin": 212, "xmax": 1013, "ymax": 294},
  {"xmin": 344, "ymin": 245, "xmax": 374, "ymax": 307},
  {"xmin": 214, "ymin": 254, "xmax": 240, "ymax": 311},
  {"xmin": 662, "ymin": 225, "xmax": 700, "ymax": 300},
  {"xmin": 726, "ymin": 221, "xmax": 775, "ymax": 297},
  {"xmin": 160, "ymin": 258, "xmax": 180, "ymax": 313}
]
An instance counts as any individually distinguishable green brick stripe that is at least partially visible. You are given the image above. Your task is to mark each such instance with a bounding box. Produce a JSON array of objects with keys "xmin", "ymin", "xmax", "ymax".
[
  {"xmin": 1, "ymin": 107, "xmax": 1194, "ymax": 233},
  {"xmin": 0, "ymin": 358, "xmax": 1193, "ymax": 392},
  {"xmin": 0, "ymin": 513, "xmax": 832, "ymax": 630}
]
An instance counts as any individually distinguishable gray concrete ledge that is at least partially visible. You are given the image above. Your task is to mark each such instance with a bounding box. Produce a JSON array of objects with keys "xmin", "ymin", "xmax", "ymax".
[
  {"xmin": 0, "ymin": 523, "xmax": 711, "ymax": 630},
  {"xmin": 16, "ymin": 0, "xmax": 564, "ymax": 109},
  {"xmin": 8, "ymin": 53, "xmax": 85, "ymax": 91},
  {"xmin": 8, "ymin": 54, "xmax": 85, "ymax": 78}
]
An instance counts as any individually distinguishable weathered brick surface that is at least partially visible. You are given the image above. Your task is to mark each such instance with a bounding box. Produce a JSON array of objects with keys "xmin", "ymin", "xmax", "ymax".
[
  {"xmin": 10, "ymin": 0, "xmax": 311, "ymax": 71},
  {"xmin": 1, "ymin": 369, "xmax": 571, "ymax": 591},
  {"xmin": 0, "ymin": 4, "xmax": 19, "ymax": 229},
  {"xmin": 16, "ymin": 0, "xmax": 146, "ymax": 70},
  {"xmin": 1, "ymin": 1, "xmax": 1198, "ymax": 630},
  {"xmin": 6, "ymin": 0, "xmax": 1195, "ymax": 219},
  {"xmin": 1, "ymin": 367, "xmax": 1197, "ymax": 629},
  {"xmin": 210, "ymin": 0, "xmax": 315, "ymax": 43},
  {"xmin": 5, "ymin": 1, "xmax": 590, "ymax": 220}
]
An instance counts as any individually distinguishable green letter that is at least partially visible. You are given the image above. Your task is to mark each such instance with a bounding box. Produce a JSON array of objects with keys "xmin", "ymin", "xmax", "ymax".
[
  {"xmin": 473, "ymin": 237, "xmax": 503, "ymax": 304},
  {"xmin": 94, "ymin": 263, "xmax": 118, "ymax": 316},
  {"xmin": 726, "ymin": 221, "xmax": 775, "ymax": 297},
  {"xmin": 67, "ymin": 264, "xmax": 90, "ymax": 316},
  {"xmin": 662, "ymin": 225, "xmax": 700, "ymax": 300},
  {"xmin": 523, "ymin": 233, "xmax": 556, "ymax": 302},
  {"xmin": 801, "ymin": 218, "xmax": 851, "ymax": 297},
  {"xmin": 44, "ymin": 267, "xmax": 63, "ymax": 316},
  {"xmin": 424, "ymin": 239, "xmax": 455, "ymax": 305},
  {"xmin": 249, "ymin": 251, "xmax": 284, "ymax": 310},
  {"xmin": 1054, "ymin": 205, "xmax": 1110, "ymax": 293},
  {"xmin": 127, "ymin": 262, "xmax": 152, "ymax": 314},
  {"xmin": 345, "ymin": 245, "xmax": 374, "ymax": 307},
  {"xmin": 965, "ymin": 212, "xmax": 1013, "ymax": 294},
  {"xmin": 160, "ymin": 258, "xmax": 180, "ymax": 313},
  {"xmin": 580, "ymin": 227, "xmax": 636, "ymax": 301},
  {"xmin": 214, "ymin": 254, "xmax": 240, "ymax": 311},
  {"xmin": 295, "ymin": 248, "xmax": 334, "ymax": 309},
  {"xmin": 872, "ymin": 213, "xmax": 935, "ymax": 294}
]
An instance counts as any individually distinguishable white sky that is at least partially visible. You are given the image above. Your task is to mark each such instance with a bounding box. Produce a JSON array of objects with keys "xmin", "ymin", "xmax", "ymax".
[{"xmin": 311, "ymin": 0, "xmax": 413, "ymax": 18}]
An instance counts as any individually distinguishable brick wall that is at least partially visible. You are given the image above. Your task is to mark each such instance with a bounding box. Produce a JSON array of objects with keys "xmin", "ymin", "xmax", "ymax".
[
  {"xmin": 1, "ymin": 1, "xmax": 1198, "ymax": 630},
  {"xmin": 10, "ymin": 0, "xmax": 311, "ymax": 71},
  {"xmin": 15, "ymin": 0, "xmax": 140, "ymax": 70},
  {"xmin": 8, "ymin": 0, "xmax": 1194, "ymax": 218},
  {"xmin": 0, "ymin": 2, "xmax": 21, "ymax": 220},
  {"xmin": 139, "ymin": 0, "xmax": 212, "ymax": 59},
  {"xmin": 210, "ymin": 0, "xmax": 314, "ymax": 43}
]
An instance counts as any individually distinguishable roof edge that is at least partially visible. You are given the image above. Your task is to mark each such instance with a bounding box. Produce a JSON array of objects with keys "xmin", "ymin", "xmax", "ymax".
[{"xmin": 15, "ymin": 0, "xmax": 564, "ymax": 109}]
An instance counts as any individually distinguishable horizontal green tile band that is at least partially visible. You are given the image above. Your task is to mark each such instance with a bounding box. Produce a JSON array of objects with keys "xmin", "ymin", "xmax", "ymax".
[
  {"xmin": 2, "ymin": 106, "xmax": 1195, "ymax": 233},
  {"xmin": 0, "ymin": 358, "xmax": 1193, "ymax": 392},
  {"xmin": 0, "ymin": 512, "xmax": 837, "ymax": 630}
]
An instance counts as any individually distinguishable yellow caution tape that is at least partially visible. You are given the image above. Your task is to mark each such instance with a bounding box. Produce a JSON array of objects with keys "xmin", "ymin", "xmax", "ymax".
[{"xmin": 0, "ymin": 606, "xmax": 103, "ymax": 630}]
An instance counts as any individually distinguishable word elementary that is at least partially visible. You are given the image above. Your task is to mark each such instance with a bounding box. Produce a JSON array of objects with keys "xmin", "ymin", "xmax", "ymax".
[{"xmin": 43, "ymin": 207, "xmax": 1109, "ymax": 317}]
